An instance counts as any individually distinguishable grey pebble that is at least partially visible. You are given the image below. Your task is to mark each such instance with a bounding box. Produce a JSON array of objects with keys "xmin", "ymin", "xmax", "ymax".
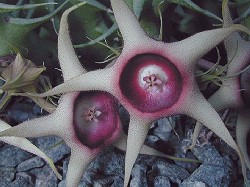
[
  {"xmin": 17, "ymin": 157, "xmax": 44, "ymax": 172},
  {"xmin": 0, "ymin": 144, "xmax": 32, "ymax": 167}
]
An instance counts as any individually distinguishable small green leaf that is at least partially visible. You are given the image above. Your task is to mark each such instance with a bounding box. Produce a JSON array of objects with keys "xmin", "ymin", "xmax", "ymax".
[
  {"xmin": 234, "ymin": 7, "xmax": 250, "ymax": 23},
  {"xmin": 140, "ymin": 17, "xmax": 160, "ymax": 38},
  {"xmin": 0, "ymin": 1, "xmax": 69, "ymax": 56},
  {"xmin": 0, "ymin": 2, "xmax": 57, "ymax": 13},
  {"xmin": 124, "ymin": 0, "xmax": 133, "ymax": 10},
  {"xmin": 74, "ymin": 23, "xmax": 118, "ymax": 48},
  {"xmin": 8, "ymin": 0, "xmax": 69, "ymax": 27},
  {"xmin": 153, "ymin": 0, "xmax": 222, "ymax": 22},
  {"xmin": 123, "ymin": 0, "xmax": 146, "ymax": 18},
  {"xmin": 133, "ymin": 0, "xmax": 146, "ymax": 18},
  {"xmin": 71, "ymin": 0, "xmax": 109, "ymax": 11},
  {"xmin": 84, "ymin": 0, "xmax": 109, "ymax": 11}
]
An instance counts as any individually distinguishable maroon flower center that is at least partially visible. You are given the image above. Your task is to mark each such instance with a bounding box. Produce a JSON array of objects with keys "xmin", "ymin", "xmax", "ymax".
[
  {"xmin": 73, "ymin": 91, "xmax": 120, "ymax": 149},
  {"xmin": 119, "ymin": 53, "xmax": 183, "ymax": 113}
]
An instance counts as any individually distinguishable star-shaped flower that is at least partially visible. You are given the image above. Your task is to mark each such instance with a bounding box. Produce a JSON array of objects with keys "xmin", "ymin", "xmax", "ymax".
[{"xmin": 0, "ymin": 0, "xmax": 249, "ymax": 186}]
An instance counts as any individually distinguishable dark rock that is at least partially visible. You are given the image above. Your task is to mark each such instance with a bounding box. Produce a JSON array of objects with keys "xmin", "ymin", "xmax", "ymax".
[
  {"xmin": 92, "ymin": 175, "xmax": 118, "ymax": 186},
  {"xmin": 91, "ymin": 147, "xmax": 125, "ymax": 176},
  {"xmin": 193, "ymin": 144, "xmax": 228, "ymax": 166},
  {"xmin": 7, "ymin": 103, "xmax": 38, "ymax": 124},
  {"xmin": 107, "ymin": 148, "xmax": 190, "ymax": 186},
  {"xmin": 181, "ymin": 144, "xmax": 234, "ymax": 187},
  {"xmin": 175, "ymin": 138, "xmax": 200, "ymax": 173},
  {"xmin": 213, "ymin": 139, "xmax": 238, "ymax": 161},
  {"xmin": 149, "ymin": 160, "xmax": 190, "ymax": 184},
  {"xmin": 0, "ymin": 167, "xmax": 15, "ymax": 182},
  {"xmin": 0, "ymin": 172, "xmax": 34, "ymax": 187},
  {"xmin": 17, "ymin": 157, "xmax": 45, "ymax": 172},
  {"xmin": 58, "ymin": 180, "xmax": 66, "ymax": 187},
  {"xmin": 33, "ymin": 136, "xmax": 70, "ymax": 162},
  {"xmin": 32, "ymin": 105, "xmax": 44, "ymax": 115},
  {"xmin": 182, "ymin": 164, "xmax": 231, "ymax": 187},
  {"xmin": 152, "ymin": 117, "xmax": 175, "ymax": 142},
  {"xmin": 153, "ymin": 176, "xmax": 171, "ymax": 187},
  {"xmin": 145, "ymin": 135, "xmax": 160, "ymax": 147},
  {"xmin": 181, "ymin": 181, "xmax": 206, "ymax": 187},
  {"xmin": 111, "ymin": 176, "xmax": 123, "ymax": 187},
  {"xmin": 175, "ymin": 151, "xmax": 199, "ymax": 173},
  {"xmin": 31, "ymin": 165, "xmax": 58, "ymax": 187},
  {"xmin": 130, "ymin": 164, "xmax": 148, "ymax": 187},
  {"xmin": 16, "ymin": 172, "xmax": 34, "ymax": 186},
  {"xmin": 0, "ymin": 144, "xmax": 32, "ymax": 167}
]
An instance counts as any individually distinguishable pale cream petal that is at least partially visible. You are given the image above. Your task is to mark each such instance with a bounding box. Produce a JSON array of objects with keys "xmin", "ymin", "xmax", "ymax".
[
  {"xmin": 221, "ymin": 0, "xmax": 250, "ymax": 74},
  {"xmin": 168, "ymin": 27, "xmax": 246, "ymax": 66},
  {"xmin": 222, "ymin": 4, "xmax": 241, "ymax": 62},
  {"xmin": 222, "ymin": 0, "xmax": 233, "ymax": 27},
  {"xmin": 183, "ymin": 92, "xmax": 238, "ymax": 151},
  {"xmin": 123, "ymin": 116, "xmax": 151, "ymax": 187},
  {"xmin": 223, "ymin": 31, "xmax": 250, "ymax": 75},
  {"xmin": 58, "ymin": 2, "xmax": 86, "ymax": 81},
  {"xmin": 38, "ymin": 68, "xmax": 115, "ymax": 97},
  {"xmin": 66, "ymin": 148, "xmax": 95, "ymax": 187},
  {"xmin": 110, "ymin": 0, "xmax": 150, "ymax": 48},
  {"xmin": 189, "ymin": 121, "xmax": 202, "ymax": 150},
  {"xmin": 0, "ymin": 114, "xmax": 59, "ymax": 138},
  {"xmin": 9, "ymin": 93, "xmax": 74, "ymax": 144}
]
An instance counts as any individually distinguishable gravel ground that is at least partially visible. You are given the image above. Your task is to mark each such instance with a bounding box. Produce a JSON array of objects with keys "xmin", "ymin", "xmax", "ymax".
[{"xmin": 0, "ymin": 100, "xmax": 248, "ymax": 187}]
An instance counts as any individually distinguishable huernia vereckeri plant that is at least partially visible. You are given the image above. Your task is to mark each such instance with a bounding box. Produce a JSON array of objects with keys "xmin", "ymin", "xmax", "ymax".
[
  {"xmin": 0, "ymin": 0, "xmax": 250, "ymax": 186},
  {"xmin": 189, "ymin": 0, "xmax": 250, "ymax": 182}
]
